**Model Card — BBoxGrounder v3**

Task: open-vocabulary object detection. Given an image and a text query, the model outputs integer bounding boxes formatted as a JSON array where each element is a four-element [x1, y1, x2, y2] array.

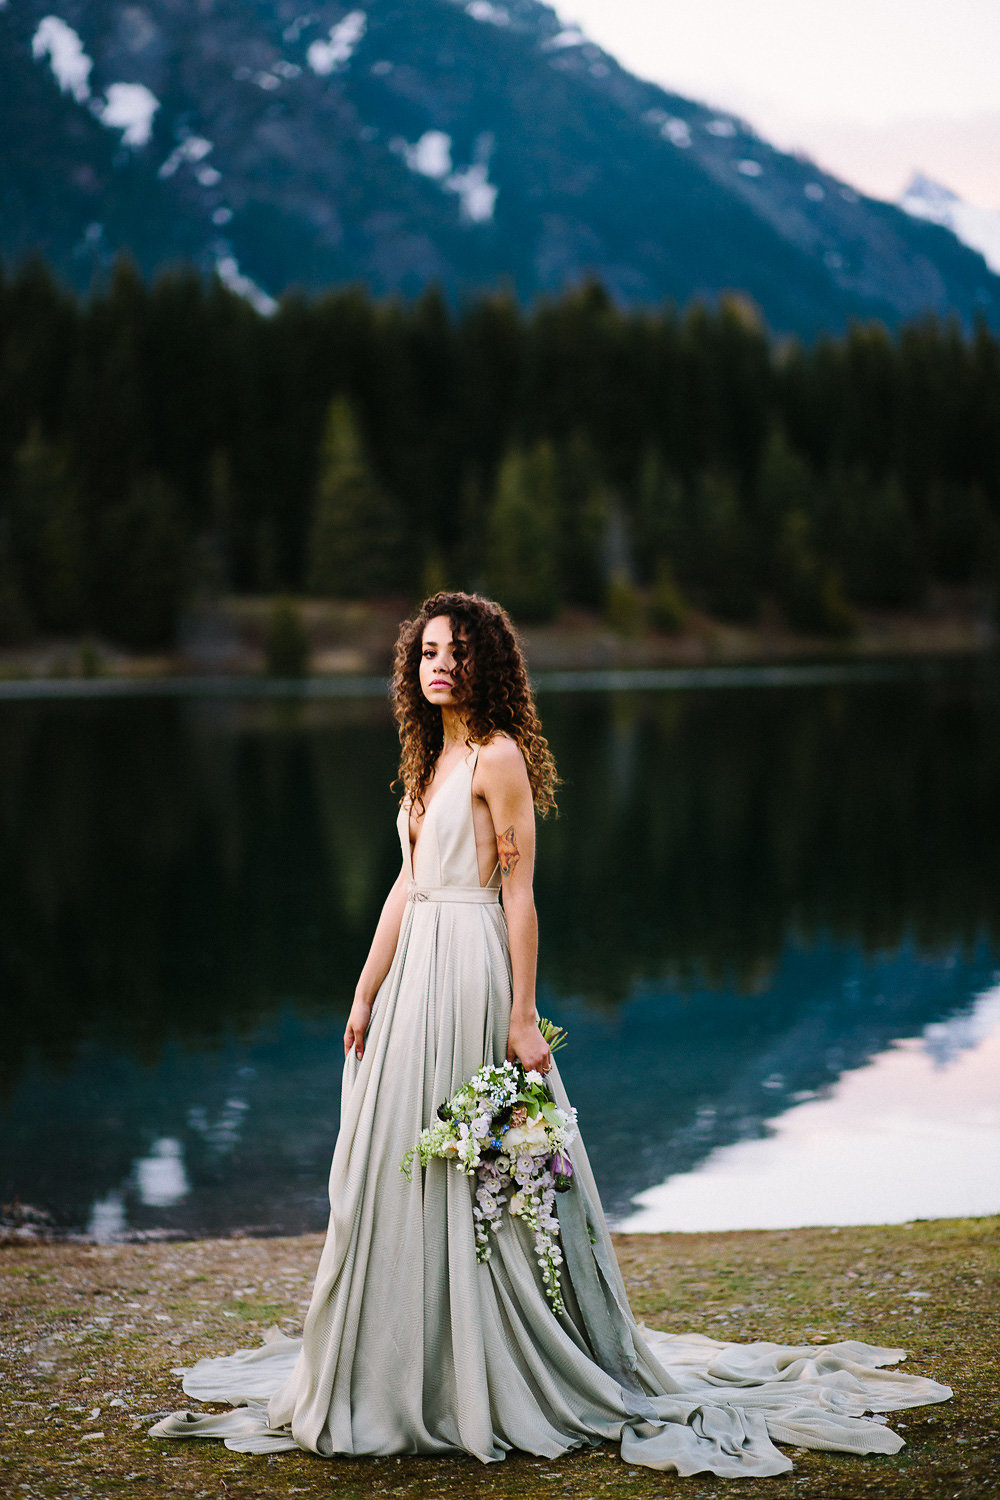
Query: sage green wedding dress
[[151, 743, 951, 1477]]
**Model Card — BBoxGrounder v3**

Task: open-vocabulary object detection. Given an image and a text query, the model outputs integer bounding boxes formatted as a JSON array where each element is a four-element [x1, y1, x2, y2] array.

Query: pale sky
[[553, 0, 1000, 208]]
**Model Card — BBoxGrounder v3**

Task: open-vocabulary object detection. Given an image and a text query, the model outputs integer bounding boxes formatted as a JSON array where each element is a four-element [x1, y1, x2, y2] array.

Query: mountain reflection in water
[[615, 981, 1000, 1231], [0, 660, 998, 1237]]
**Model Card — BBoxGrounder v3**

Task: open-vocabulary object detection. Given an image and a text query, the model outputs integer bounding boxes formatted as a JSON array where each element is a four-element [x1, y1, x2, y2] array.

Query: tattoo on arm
[[497, 825, 520, 878]]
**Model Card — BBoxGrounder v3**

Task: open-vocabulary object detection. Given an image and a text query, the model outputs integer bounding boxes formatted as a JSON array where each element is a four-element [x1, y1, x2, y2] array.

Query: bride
[[151, 590, 951, 1477]]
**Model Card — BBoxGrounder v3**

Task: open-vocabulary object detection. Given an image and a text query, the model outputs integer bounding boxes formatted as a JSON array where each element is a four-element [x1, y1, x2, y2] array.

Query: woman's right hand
[[344, 997, 373, 1059]]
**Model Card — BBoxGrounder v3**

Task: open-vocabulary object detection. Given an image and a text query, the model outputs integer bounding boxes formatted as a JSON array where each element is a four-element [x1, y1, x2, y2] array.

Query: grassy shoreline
[[0, 587, 996, 684], [3, 1216, 996, 1499]]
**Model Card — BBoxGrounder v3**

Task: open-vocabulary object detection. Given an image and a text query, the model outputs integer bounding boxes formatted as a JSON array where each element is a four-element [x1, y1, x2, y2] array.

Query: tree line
[[1, 252, 999, 649]]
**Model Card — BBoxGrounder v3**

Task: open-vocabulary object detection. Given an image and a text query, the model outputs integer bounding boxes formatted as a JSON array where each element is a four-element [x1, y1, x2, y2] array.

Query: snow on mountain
[[2, 1, 998, 335], [900, 173, 1000, 276], [31, 13, 92, 101]]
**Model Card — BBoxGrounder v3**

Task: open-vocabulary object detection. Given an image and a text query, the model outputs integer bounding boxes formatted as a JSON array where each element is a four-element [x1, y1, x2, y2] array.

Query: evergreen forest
[[2, 253, 999, 651]]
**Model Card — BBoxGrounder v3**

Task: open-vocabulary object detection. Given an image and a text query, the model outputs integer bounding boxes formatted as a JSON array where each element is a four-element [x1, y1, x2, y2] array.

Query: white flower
[[509, 1191, 526, 1215], [471, 1114, 491, 1138], [524, 1069, 543, 1084], [503, 1120, 550, 1155]]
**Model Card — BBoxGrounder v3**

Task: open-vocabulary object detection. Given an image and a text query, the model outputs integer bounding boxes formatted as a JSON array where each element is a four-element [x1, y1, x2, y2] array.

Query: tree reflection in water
[[1, 662, 998, 1234]]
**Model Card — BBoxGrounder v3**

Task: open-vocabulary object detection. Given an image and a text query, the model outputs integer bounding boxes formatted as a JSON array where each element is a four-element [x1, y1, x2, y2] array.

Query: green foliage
[[604, 572, 645, 637], [1, 261, 999, 636], [557, 431, 609, 608], [633, 450, 686, 584], [773, 509, 858, 637], [823, 468, 928, 608], [78, 637, 102, 677], [307, 395, 404, 597], [8, 427, 87, 632], [755, 428, 815, 566], [755, 429, 857, 636], [93, 471, 190, 649], [264, 595, 310, 677], [485, 441, 562, 623], [0, 519, 33, 645], [689, 470, 759, 622], [648, 558, 688, 633], [420, 548, 449, 603], [924, 482, 997, 584]]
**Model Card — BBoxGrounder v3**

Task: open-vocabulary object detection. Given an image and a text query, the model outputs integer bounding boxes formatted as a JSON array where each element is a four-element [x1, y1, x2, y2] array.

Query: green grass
[[1, 1217, 996, 1499]]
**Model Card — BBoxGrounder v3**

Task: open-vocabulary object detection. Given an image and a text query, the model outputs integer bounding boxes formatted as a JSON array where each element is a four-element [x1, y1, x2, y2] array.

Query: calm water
[[1, 657, 999, 1238]]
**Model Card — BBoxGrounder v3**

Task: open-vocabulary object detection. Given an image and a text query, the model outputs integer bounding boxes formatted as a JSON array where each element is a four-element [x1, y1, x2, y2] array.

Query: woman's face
[[419, 614, 471, 707]]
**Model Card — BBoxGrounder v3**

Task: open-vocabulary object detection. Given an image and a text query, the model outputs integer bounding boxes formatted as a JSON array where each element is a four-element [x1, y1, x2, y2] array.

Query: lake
[[1, 656, 999, 1239]]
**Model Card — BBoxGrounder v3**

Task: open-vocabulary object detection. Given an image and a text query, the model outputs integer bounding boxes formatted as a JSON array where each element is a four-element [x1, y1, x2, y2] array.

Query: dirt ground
[[2, 1215, 996, 1500]]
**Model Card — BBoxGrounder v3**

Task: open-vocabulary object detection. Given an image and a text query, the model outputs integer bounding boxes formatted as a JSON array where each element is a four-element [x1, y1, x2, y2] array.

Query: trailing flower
[[400, 1017, 575, 1312]]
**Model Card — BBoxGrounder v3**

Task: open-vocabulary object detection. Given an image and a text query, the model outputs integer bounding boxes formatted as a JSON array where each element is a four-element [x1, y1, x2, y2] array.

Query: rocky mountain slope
[[3, 0, 998, 335]]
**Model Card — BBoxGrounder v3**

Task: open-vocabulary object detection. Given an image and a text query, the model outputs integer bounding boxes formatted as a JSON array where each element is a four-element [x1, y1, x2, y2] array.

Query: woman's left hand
[[506, 1018, 552, 1076]]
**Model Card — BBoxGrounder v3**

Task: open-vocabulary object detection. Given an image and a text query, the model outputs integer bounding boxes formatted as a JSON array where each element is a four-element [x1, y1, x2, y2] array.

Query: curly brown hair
[[391, 591, 559, 816]]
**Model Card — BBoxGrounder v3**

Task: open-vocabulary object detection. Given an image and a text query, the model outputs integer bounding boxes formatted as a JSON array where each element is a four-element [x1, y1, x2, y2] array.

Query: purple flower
[[551, 1150, 574, 1192]]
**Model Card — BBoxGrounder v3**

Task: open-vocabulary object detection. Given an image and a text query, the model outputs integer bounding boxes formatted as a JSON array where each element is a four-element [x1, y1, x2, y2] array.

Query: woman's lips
[[430, 679, 451, 687]]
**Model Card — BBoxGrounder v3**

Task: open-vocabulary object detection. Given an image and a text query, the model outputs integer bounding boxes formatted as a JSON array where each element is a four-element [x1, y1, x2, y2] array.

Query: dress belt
[[407, 881, 500, 904]]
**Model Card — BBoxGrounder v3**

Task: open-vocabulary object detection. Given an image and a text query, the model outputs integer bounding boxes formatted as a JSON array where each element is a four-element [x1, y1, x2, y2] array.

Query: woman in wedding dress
[[151, 590, 951, 1477]]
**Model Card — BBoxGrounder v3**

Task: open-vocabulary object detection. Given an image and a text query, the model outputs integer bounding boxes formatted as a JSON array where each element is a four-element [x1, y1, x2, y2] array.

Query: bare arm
[[344, 862, 409, 1059], [476, 738, 552, 1075]]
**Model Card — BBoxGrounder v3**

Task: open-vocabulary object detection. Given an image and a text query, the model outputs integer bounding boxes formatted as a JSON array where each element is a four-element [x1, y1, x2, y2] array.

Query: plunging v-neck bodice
[[398, 743, 501, 891]]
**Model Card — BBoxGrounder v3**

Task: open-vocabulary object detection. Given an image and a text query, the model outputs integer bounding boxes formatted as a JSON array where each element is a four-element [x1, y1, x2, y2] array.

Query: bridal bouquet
[[401, 1019, 575, 1313]]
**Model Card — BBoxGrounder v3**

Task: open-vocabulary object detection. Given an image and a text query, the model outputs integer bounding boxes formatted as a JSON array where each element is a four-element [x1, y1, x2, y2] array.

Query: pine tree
[[8, 427, 87, 633], [754, 427, 820, 591], [689, 469, 758, 622], [632, 447, 687, 585], [824, 467, 928, 607], [558, 431, 609, 608], [924, 481, 997, 584], [773, 508, 857, 637], [485, 441, 561, 622], [264, 596, 310, 676], [307, 395, 404, 597], [0, 518, 33, 645], [648, 557, 688, 633], [94, 471, 190, 649], [604, 572, 645, 636]]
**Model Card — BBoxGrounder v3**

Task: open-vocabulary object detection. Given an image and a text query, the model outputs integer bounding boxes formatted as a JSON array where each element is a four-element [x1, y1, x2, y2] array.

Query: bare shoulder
[[476, 733, 529, 784]]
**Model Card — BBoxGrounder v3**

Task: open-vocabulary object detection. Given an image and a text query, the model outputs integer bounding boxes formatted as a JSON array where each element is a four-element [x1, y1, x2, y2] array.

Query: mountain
[[2, 0, 998, 336], [899, 172, 1000, 277]]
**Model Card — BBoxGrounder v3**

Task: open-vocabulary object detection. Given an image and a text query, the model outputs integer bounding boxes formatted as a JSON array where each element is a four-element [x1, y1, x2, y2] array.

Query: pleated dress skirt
[[151, 744, 951, 1476]]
